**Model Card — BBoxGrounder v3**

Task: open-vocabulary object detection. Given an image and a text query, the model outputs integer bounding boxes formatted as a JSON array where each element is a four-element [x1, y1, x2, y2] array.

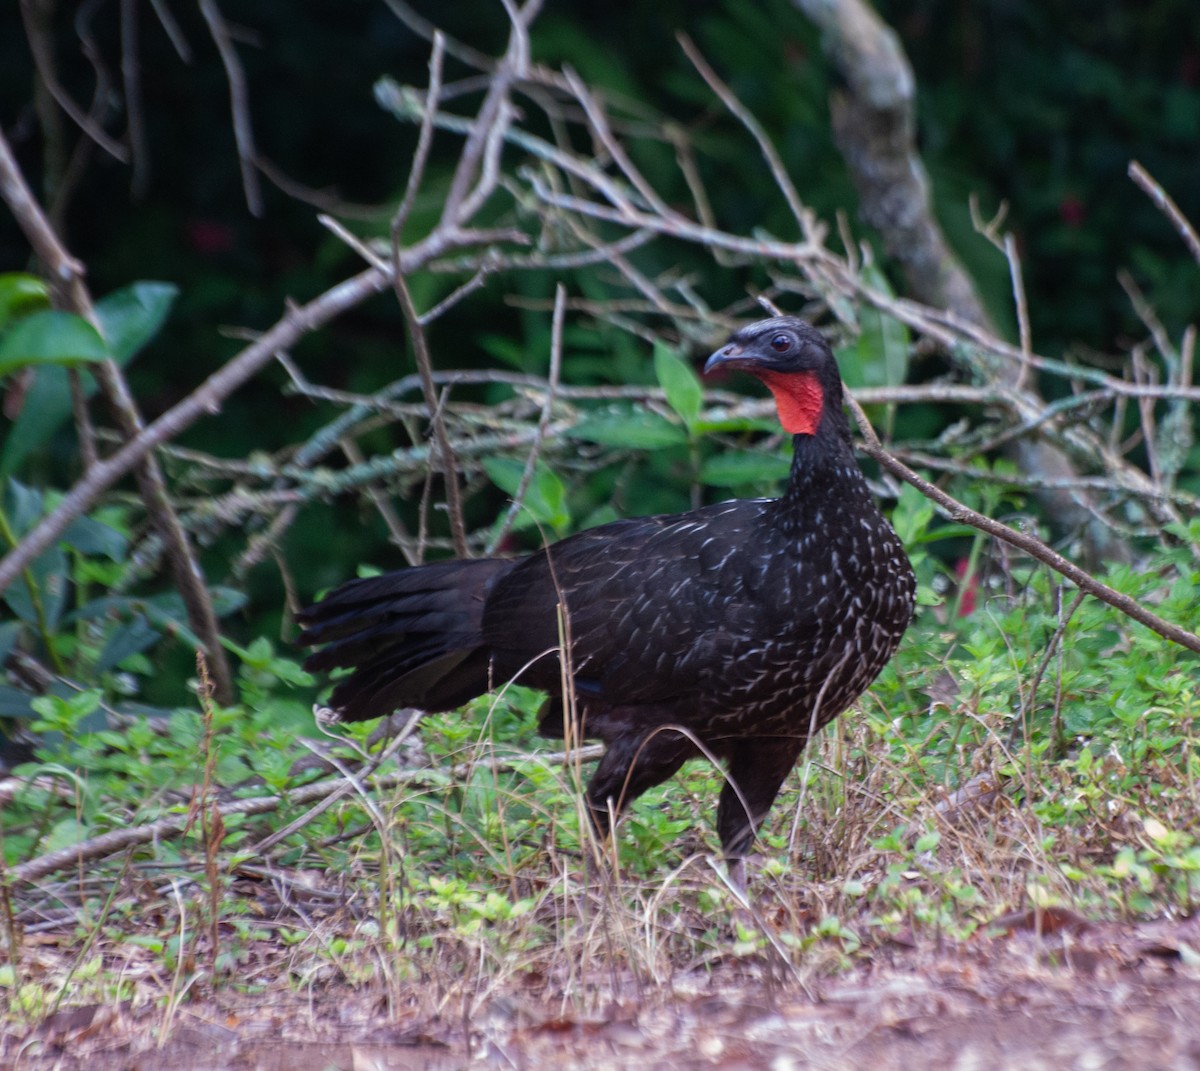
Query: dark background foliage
[[2, 0, 1198, 675]]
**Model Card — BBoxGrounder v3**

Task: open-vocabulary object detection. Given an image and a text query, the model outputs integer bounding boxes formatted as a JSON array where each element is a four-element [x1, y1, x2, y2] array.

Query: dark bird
[[298, 317, 915, 885]]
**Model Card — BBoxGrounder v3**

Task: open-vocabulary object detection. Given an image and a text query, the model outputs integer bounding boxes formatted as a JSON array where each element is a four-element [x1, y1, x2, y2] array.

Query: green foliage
[[567, 408, 688, 450], [0, 477, 251, 734], [653, 342, 703, 430], [0, 310, 107, 376], [0, 273, 50, 330], [3, 641, 312, 866], [483, 457, 571, 536], [0, 281, 177, 478]]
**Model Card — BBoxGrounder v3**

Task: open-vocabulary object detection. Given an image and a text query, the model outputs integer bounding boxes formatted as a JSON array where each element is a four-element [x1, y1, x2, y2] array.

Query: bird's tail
[[297, 558, 510, 720]]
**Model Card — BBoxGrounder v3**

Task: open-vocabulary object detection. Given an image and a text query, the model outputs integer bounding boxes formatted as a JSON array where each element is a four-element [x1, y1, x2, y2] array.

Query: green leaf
[[891, 482, 935, 545], [837, 267, 909, 390], [3, 478, 44, 535], [0, 366, 73, 477], [60, 513, 129, 561], [95, 614, 161, 674], [698, 451, 790, 488], [94, 282, 178, 362], [0, 282, 175, 477], [0, 310, 108, 376], [483, 457, 570, 532], [3, 545, 68, 631], [568, 408, 688, 449], [0, 273, 49, 332], [653, 341, 703, 429]]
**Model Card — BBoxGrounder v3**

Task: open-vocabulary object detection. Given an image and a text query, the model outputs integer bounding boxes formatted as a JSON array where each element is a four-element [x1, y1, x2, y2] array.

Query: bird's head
[[704, 317, 841, 436]]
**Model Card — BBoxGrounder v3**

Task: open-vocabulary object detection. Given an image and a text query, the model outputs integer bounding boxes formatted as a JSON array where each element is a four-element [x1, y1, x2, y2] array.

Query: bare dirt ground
[[7, 912, 1200, 1070]]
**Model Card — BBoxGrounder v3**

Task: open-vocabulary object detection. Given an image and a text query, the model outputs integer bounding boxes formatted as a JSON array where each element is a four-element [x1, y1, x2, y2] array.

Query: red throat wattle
[[757, 370, 824, 435]]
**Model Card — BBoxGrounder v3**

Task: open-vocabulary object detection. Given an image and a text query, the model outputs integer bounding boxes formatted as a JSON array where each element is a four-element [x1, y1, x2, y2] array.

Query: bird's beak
[[703, 343, 749, 376]]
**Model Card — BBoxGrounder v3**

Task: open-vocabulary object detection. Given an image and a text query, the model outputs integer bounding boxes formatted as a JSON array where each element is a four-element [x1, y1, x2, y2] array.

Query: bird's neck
[[776, 412, 872, 529]]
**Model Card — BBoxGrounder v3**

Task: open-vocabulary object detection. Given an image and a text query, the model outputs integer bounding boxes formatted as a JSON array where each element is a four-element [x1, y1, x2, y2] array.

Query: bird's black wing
[[482, 500, 802, 706]]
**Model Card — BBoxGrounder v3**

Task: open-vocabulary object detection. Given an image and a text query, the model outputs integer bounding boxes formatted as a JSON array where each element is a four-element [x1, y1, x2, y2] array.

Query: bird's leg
[[726, 855, 748, 897], [584, 726, 694, 847], [716, 736, 805, 889]]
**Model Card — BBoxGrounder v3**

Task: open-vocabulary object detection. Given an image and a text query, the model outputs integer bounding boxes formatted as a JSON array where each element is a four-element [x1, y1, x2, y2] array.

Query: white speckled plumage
[[299, 318, 915, 869]]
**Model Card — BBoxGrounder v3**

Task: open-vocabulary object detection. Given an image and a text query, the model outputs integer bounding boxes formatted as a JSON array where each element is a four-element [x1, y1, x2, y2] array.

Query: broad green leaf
[[0, 273, 49, 332], [0, 281, 175, 476], [4, 478, 44, 535], [483, 457, 570, 532], [693, 414, 779, 435], [41, 816, 92, 854], [699, 451, 790, 488], [2, 544, 68, 631], [60, 513, 129, 561], [140, 587, 246, 629], [94, 281, 178, 361], [0, 365, 74, 477], [96, 614, 160, 674], [653, 341, 702, 429], [0, 310, 108, 376], [838, 266, 909, 390], [891, 482, 936, 545], [476, 332, 533, 372], [567, 408, 688, 449]]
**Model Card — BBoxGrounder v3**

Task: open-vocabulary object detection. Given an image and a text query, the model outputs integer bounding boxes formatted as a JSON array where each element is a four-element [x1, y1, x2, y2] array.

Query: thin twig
[[1128, 159, 1200, 264], [249, 713, 424, 856], [119, 0, 150, 199], [677, 32, 814, 240], [393, 271, 470, 558], [1003, 234, 1032, 390], [392, 32, 445, 240], [198, 0, 264, 216], [18, 0, 129, 162], [487, 284, 567, 553]]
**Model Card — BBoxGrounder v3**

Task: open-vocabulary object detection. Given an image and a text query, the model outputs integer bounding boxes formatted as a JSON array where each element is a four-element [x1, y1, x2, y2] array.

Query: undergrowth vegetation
[[3, 481, 1197, 1025], [2, 2, 1199, 1053]]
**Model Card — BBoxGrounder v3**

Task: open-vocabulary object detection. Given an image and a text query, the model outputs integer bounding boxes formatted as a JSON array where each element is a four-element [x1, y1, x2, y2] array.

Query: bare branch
[[487, 284, 567, 553], [393, 33, 446, 240], [198, 0, 264, 217], [677, 33, 815, 241], [1129, 159, 1200, 264], [19, 0, 129, 163], [392, 271, 470, 558]]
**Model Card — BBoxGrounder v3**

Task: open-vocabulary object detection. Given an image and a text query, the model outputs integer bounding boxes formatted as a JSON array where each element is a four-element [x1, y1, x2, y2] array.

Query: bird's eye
[[770, 333, 792, 353]]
